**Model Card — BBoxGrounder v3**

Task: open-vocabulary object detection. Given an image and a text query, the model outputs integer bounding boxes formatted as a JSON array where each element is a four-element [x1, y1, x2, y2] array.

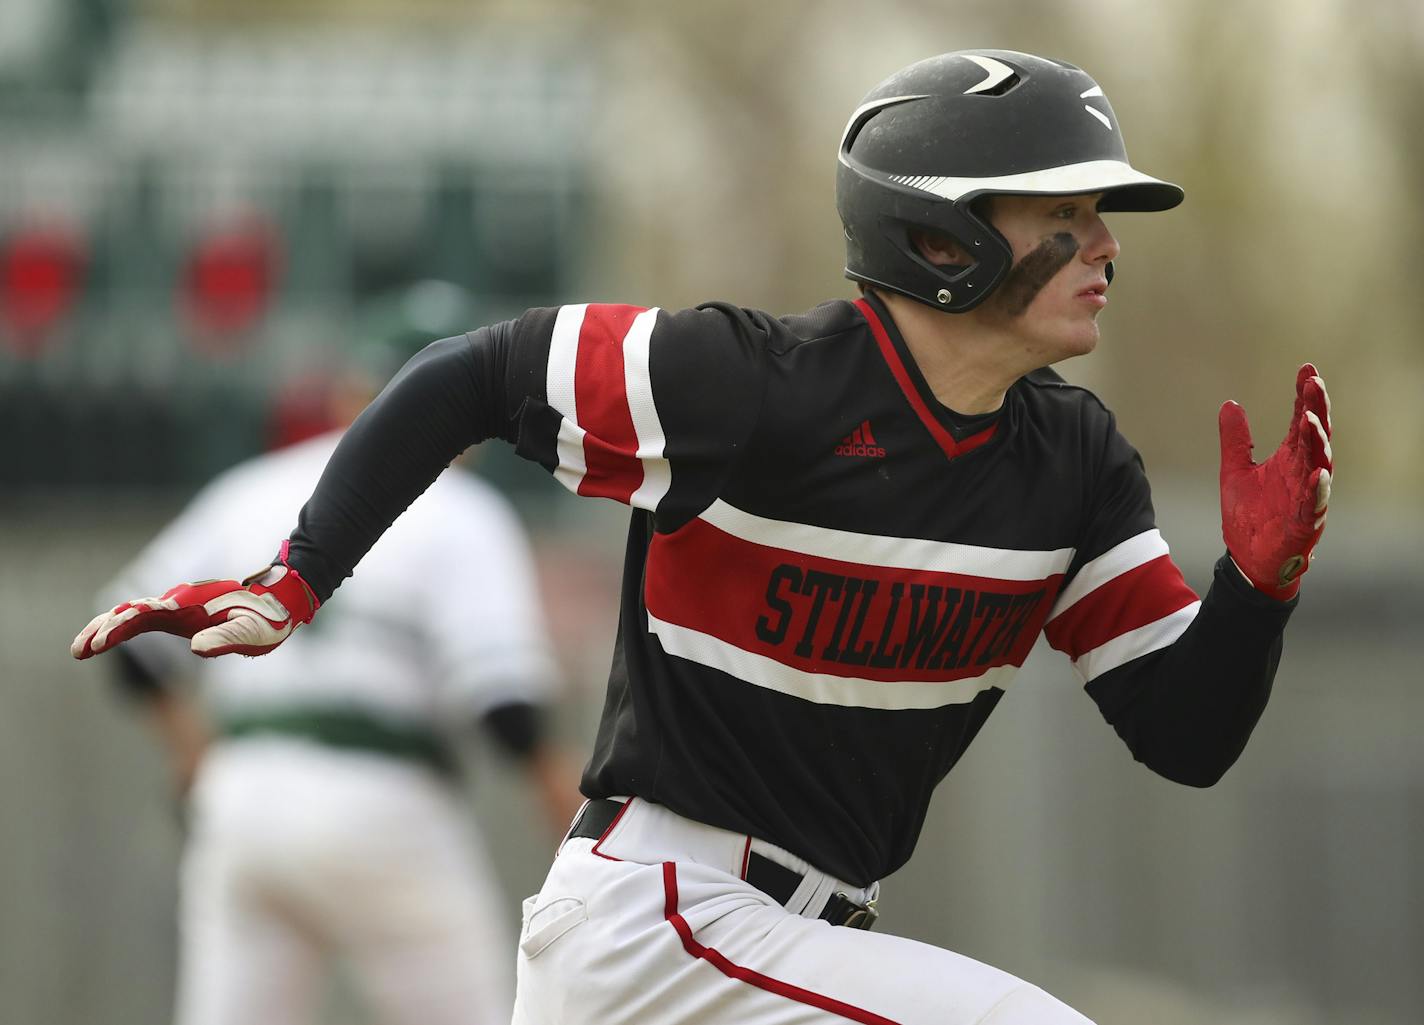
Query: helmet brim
[[888, 159, 1184, 212]]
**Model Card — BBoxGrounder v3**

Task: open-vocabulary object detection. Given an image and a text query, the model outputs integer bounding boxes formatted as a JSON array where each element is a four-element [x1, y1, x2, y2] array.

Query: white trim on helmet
[[1079, 89, 1114, 130], [887, 159, 1173, 201], [839, 94, 928, 152], [961, 55, 1017, 95]]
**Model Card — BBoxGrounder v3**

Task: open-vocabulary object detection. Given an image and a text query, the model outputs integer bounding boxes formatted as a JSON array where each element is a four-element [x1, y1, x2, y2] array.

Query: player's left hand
[[71, 561, 317, 660], [1218, 363, 1332, 600]]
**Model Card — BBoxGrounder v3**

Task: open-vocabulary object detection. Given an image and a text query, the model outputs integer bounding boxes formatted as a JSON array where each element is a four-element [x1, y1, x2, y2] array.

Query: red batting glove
[[71, 558, 318, 660], [1218, 363, 1333, 600]]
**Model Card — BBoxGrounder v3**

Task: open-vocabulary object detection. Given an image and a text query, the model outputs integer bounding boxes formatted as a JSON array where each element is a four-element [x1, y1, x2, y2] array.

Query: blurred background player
[[97, 280, 584, 1025]]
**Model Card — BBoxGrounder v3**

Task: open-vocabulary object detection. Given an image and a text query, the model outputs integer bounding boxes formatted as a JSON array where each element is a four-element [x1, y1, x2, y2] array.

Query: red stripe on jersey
[[662, 863, 902, 1025], [1043, 554, 1199, 659], [855, 299, 998, 460], [645, 516, 1062, 682], [574, 304, 647, 502]]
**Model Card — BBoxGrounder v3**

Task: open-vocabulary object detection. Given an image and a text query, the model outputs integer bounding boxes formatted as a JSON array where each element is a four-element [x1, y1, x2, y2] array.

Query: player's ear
[[909, 228, 972, 268]]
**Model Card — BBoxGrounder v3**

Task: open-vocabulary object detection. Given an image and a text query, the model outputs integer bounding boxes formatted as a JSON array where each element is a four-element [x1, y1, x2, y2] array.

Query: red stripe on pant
[[661, 862, 902, 1025], [590, 799, 634, 862]]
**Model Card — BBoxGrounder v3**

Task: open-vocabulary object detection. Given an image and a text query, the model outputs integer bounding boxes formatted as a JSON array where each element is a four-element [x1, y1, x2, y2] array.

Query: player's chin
[[1047, 320, 1100, 360]]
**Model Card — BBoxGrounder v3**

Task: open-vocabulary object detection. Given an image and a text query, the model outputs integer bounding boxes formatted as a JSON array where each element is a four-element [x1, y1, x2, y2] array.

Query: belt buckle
[[822, 891, 878, 930]]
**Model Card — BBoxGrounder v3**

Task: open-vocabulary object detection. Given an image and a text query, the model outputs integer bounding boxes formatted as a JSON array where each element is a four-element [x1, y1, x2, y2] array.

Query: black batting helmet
[[836, 50, 1183, 313]]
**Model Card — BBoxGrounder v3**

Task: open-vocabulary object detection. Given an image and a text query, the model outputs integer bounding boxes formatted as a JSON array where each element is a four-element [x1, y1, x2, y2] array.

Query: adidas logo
[[834, 419, 885, 458]]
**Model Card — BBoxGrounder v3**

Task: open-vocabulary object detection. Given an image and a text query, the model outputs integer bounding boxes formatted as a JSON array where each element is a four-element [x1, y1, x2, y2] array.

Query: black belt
[[568, 799, 877, 930]]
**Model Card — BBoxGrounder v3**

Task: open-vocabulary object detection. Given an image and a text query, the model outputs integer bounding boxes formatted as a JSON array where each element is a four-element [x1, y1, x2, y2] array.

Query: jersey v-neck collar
[[854, 295, 1004, 462]]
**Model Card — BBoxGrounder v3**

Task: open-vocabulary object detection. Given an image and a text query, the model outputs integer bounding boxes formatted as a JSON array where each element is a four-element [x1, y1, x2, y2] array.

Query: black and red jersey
[[288, 291, 1295, 885]]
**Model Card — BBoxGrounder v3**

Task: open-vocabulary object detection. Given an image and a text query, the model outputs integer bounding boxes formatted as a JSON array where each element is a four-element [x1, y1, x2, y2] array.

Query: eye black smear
[[996, 233, 1079, 316]]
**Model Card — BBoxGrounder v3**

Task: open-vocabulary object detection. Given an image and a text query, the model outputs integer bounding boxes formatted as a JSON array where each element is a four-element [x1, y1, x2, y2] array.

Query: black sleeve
[[284, 302, 765, 600], [283, 325, 516, 602], [1086, 554, 1295, 786], [1043, 402, 1293, 788], [478, 700, 549, 761]]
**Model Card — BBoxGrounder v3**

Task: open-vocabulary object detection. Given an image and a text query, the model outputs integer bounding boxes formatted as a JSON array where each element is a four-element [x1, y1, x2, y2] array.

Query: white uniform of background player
[[105, 431, 579, 1025]]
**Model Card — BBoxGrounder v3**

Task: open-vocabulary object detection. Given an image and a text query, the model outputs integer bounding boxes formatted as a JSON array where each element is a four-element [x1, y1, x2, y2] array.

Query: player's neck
[[877, 291, 1035, 415]]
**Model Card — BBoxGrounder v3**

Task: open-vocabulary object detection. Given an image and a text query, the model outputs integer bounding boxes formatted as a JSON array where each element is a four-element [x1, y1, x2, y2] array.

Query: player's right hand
[[71, 563, 317, 660]]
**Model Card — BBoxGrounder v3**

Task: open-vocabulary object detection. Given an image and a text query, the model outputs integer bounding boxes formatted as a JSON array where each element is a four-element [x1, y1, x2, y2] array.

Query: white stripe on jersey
[[623, 307, 672, 511], [548, 303, 589, 490], [648, 613, 1017, 709], [1047, 528, 1169, 621], [553, 418, 589, 494], [700, 499, 1074, 581], [1073, 600, 1201, 682]]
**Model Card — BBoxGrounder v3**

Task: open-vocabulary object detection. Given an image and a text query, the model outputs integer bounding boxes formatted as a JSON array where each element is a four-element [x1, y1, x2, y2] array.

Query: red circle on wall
[[179, 215, 282, 355], [0, 224, 86, 356]]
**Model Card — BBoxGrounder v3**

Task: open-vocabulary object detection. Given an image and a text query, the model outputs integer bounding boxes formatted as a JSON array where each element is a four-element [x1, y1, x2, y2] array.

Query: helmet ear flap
[[847, 193, 1012, 313]]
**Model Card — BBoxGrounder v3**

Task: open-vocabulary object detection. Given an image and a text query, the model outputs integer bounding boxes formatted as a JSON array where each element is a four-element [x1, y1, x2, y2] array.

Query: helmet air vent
[[971, 71, 1019, 97], [961, 54, 1021, 97]]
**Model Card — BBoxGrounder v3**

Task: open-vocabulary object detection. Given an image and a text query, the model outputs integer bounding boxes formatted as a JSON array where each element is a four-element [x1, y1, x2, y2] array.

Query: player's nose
[[1082, 214, 1120, 266]]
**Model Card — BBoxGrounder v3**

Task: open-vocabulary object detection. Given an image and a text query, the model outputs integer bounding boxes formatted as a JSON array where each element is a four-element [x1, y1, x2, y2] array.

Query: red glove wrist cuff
[[270, 539, 320, 622]]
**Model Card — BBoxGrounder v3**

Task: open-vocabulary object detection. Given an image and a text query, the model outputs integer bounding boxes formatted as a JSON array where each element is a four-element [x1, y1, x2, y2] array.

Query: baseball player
[[96, 356, 583, 1025], [74, 50, 1333, 1025]]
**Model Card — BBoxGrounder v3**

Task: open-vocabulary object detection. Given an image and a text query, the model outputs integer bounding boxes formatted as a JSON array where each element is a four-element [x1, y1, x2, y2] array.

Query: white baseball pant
[[513, 798, 1093, 1025], [177, 739, 512, 1025]]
